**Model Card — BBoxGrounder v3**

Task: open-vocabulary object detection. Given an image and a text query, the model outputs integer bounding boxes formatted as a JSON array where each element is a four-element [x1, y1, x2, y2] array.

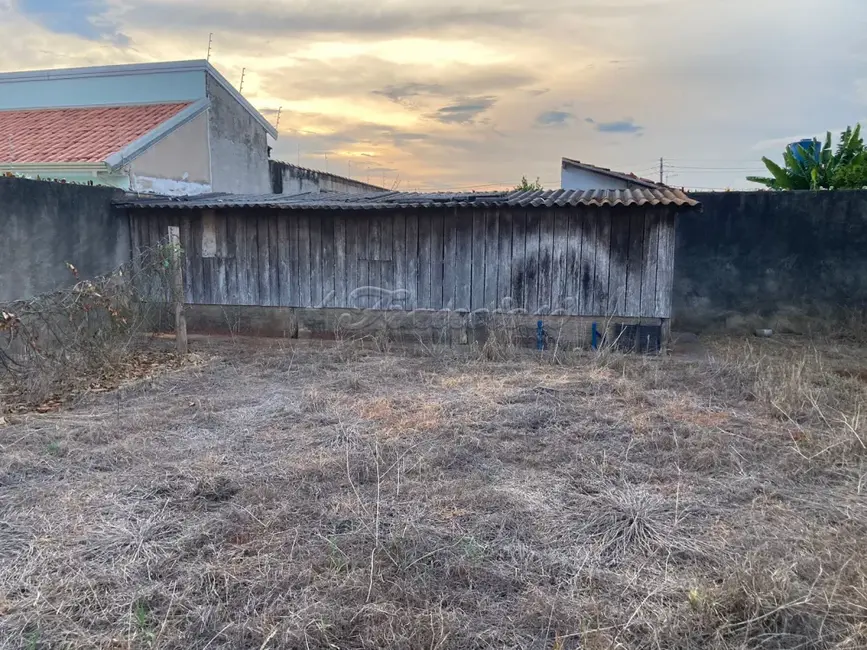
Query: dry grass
[[1, 333, 866, 649]]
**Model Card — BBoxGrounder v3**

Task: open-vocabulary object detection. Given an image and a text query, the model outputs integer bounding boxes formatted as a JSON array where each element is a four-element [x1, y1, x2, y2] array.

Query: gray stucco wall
[[674, 190, 867, 331], [206, 76, 271, 194], [0, 178, 129, 302], [270, 161, 386, 195]]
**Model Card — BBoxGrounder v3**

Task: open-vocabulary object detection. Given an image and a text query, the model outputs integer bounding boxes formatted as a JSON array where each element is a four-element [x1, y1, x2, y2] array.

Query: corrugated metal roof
[[119, 188, 699, 210]]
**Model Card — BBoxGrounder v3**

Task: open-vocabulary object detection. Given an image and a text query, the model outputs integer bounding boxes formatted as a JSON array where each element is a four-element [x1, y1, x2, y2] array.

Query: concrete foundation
[[153, 303, 664, 349]]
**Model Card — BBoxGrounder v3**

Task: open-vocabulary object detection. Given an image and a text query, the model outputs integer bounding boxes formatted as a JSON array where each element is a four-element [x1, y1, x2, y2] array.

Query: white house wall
[[561, 166, 632, 191], [206, 76, 271, 194], [129, 111, 212, 196]]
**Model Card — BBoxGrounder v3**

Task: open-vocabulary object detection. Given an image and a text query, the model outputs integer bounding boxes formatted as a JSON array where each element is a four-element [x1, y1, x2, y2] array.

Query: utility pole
[[206, 33, 213, 61], [659, 157, 664, 185]]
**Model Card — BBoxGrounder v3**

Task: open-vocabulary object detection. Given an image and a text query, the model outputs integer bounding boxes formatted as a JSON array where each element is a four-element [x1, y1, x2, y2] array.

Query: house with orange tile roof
[[0, 60, 278, 196]]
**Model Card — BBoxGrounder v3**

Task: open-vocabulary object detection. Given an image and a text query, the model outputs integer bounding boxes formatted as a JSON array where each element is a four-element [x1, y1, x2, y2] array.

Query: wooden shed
[[121, 188, 699, 341]]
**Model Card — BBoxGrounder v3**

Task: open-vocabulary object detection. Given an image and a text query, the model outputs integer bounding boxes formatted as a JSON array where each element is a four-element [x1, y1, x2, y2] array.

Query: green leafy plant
[[748, 124, 866, 190], [515, 176, 543, 192]]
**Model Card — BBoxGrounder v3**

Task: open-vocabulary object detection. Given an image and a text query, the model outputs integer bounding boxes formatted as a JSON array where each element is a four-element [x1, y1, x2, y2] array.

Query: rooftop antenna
[[206, 33, 213, 61], [274, 106, 282, 133], [239, 67, 246, 93]]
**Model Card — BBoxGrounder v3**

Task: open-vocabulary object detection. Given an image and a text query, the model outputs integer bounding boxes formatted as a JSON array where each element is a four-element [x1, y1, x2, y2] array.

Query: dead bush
[[0, 244, 181, 408]]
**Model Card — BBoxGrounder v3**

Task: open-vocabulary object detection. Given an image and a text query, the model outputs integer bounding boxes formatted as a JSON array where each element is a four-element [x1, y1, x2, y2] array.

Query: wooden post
[[168, 226, 188, 355]]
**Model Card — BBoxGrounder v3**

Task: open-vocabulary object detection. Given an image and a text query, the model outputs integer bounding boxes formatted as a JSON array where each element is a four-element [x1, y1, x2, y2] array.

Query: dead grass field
[[1, 334, 866, 649]]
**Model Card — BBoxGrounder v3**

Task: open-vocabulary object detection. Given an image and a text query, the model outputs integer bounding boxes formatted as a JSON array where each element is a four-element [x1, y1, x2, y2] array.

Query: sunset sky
[[2, 0, 865, 191]]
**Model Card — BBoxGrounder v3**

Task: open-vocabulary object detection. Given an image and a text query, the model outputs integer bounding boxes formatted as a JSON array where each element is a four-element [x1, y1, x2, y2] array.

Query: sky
[[2, 0, 866, 191]]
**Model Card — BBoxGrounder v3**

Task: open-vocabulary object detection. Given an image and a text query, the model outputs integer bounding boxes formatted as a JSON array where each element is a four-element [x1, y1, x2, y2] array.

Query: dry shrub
[[0, 245, 178, 407], [583, 487, 673, 562]]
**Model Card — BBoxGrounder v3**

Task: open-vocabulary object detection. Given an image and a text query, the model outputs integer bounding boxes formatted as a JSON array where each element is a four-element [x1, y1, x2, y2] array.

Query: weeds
[[0, 335, 865, 648], [0, 245, 180, 408]]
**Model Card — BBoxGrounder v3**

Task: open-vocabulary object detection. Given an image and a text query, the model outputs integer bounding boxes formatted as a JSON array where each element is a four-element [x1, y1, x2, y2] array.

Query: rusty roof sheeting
[[119, 188, 699, 210]]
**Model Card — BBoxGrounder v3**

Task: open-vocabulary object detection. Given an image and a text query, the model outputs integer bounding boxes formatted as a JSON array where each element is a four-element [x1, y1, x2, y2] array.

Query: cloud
[[122, 0, 538, 38], [4, 0, 867, 191], [427, 97, 497, 124], [591, 118, 644, 134], [17, 0, 130, 45], [535, 110, 574, 127], [260, 57, 536, 109], [372, 82, 446, 104]]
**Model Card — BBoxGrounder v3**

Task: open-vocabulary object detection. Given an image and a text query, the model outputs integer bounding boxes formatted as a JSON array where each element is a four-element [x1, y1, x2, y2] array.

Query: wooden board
[[625, 210, 645, 317], [267, 214, 280, 307], [537, 209, 555, 314], [213, 212, 229, 304], [297, 214, 311, 308], [471, 210, 487, 311], [443, 211, 457, 309], [190, 213, 205, 304], [640, 212, 660, 318], [417, 215, 432, 310], [379, 215, 393, 300], [288, 213, 300, 307], [393, 213, 407, 309], [404, 213, 419, 311], [577, 211, 596, 315], [594, 208, 611, 316], [497, 212, 513, 311], [308, 215, 322, 307], [510, 211, 527, 311], [430, 212, 444, 309], [525, 210, 540, 313], [483, 210, 499, 311], [276, 216, 290, 306], [455, 211, 473, 311], [655, 210, 676, 318], [334, 217, 347, 308], [179, 215, 194, 303], [257, 214, 271, 306], [607, 210, 629, 316], [551, 210, 575, 314], [356, 217, 370, 308], [321, 215, 336, 307]]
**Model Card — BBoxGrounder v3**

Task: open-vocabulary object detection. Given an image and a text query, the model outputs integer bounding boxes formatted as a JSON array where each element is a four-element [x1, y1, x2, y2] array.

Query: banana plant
[[747, 124, 866, 190]]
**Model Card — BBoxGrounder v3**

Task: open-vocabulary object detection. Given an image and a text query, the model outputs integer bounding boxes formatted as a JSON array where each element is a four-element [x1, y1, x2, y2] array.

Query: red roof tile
[[0, 103, 191, 164]]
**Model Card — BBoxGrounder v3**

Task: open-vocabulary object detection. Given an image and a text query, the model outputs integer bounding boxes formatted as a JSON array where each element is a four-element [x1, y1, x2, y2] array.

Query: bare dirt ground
[[1, 334, 865, 649]]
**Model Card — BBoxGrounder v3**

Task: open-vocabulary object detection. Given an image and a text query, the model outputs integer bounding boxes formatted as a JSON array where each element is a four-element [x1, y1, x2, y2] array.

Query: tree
[[831, 159, 867, 189], [747, 124, 866, 190], [515, 176, 543, 192]]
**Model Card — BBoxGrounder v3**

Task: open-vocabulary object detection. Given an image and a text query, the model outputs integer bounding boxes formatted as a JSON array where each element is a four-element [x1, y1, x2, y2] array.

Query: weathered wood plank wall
[[131, 206, 677, 318]]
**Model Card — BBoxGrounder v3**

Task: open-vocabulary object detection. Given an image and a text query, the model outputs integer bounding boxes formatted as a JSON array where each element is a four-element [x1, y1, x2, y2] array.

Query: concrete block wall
[[0, 178, 129, 302], [674, 190, 867, 332]]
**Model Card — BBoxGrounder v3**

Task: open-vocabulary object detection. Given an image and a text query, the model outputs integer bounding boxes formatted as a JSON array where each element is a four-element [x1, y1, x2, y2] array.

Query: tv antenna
[[206, 33, 213, 61], [274, 106, 282, 133], [239, 67, 246, 93]]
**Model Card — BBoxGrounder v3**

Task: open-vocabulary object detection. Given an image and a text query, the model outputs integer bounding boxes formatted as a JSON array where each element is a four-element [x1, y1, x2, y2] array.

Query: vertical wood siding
[[132, 206, 677, 318]]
